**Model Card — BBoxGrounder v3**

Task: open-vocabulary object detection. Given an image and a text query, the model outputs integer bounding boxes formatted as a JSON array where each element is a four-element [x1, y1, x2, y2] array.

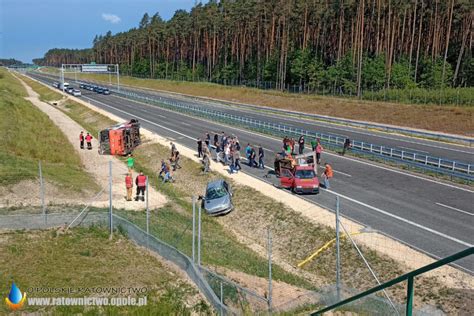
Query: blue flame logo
[[5, 282, 26, 310]]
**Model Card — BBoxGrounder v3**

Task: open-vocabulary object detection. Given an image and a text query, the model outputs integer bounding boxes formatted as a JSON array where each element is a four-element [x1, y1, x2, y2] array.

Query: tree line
[[33, 0, 473, 95]]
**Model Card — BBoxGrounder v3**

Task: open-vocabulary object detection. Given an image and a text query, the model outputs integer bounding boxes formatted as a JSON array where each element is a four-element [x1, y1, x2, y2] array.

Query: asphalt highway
[[35, 72, 474, 163], [84, 78, 474, 164], [29, 72, 474, 272]]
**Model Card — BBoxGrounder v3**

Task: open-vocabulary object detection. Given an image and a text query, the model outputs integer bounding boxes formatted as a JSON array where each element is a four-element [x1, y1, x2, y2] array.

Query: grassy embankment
[[0, 68, 97, 192], [52, 69, 473, 136], [25, 76, 471, 314], [0, 227, 209, 315]]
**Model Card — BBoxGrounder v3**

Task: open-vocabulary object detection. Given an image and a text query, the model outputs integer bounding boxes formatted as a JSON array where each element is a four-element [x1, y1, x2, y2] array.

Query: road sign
[[81, 65, 108, 73]]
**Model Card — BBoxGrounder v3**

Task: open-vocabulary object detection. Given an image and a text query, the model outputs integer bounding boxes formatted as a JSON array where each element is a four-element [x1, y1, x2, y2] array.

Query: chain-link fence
[[0, 163, 474, 314]]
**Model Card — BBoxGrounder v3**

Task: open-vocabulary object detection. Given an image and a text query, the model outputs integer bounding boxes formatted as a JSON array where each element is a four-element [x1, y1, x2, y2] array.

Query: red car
[[280, 165, 320, 194]]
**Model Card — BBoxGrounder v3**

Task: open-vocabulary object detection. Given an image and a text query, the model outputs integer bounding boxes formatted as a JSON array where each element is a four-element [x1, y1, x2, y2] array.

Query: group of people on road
[[120, 126, 352, 202], [197, 131, 268, 174]]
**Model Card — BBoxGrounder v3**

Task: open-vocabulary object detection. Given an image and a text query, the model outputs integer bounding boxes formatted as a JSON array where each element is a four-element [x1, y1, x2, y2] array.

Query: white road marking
[[435, 203, 473, 216], [111, 92, 474, 193], [181, 122, 191, 126], [323, 189, 473, 247], [398, 146, 429, 154], [74, 96, 474, 248], [157, 114, 167, 118], [333, 170, 352, 177]]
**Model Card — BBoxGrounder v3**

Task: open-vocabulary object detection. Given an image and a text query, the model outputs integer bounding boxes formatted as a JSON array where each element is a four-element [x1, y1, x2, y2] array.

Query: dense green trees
[[34, 0, 473, 94]]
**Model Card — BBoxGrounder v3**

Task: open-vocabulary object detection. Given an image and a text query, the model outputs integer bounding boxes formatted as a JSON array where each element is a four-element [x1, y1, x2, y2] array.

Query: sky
[[1, 0, 200, 63]]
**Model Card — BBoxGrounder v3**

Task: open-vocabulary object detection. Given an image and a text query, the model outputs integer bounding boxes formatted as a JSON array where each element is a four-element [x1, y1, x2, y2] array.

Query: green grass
[[59, 98, 116, 138], [0, 68, 98, 192], [19, 74, 63, 102], [0, 226, 210, 315]]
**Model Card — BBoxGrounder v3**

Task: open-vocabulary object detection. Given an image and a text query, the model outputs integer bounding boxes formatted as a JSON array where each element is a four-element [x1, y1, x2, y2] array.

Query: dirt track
[[11, 75, 167, 211]]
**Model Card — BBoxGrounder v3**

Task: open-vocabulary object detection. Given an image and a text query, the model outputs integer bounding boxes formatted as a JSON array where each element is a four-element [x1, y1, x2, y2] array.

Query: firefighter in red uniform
[[135, 172, 147, 201], [85, 133, 93, 150], [79, 131, 84, 149], [125, 173, 133, 201]]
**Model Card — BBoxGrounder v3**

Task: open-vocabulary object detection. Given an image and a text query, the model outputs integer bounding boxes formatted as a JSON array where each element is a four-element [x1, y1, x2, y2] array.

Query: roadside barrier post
[[109, 160, 113, 238], [336, 196, 341, 302], [220, 281, 224, 316], [146, 177, 149, 247], [198, 203, 202, 266], [267, 227, 273, 312], [39, 161, 46, 224]]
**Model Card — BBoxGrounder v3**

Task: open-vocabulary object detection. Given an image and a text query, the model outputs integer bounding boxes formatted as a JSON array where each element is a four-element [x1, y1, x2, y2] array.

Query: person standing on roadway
[[342, 138, 352, 156], [135, 171, 147, 201], [315, 140, 323, 164], [258, 145, 265, 169], [310, 138, 317, 151], [205, 133, 210, 149], [197, 138, 203, 158], [322, 163, 333, 189], [298, 135, 305, 154], [125, 173, 133, 201]]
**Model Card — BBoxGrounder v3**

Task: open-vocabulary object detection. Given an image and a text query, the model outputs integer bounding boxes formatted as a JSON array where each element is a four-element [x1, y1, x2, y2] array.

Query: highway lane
[[34, 71, 474, 163], [84, 76, 474, 163], [30, 73, 474, 271]]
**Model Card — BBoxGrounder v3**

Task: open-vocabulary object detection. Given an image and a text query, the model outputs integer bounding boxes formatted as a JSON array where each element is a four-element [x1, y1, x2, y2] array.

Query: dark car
[[96, 87, 104, 94], [102, 88, 110, 95], [200, 179, 233, 216]]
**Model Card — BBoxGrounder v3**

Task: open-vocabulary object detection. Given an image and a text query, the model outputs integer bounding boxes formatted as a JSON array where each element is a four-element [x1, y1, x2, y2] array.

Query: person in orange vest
[[85, 133, 93, 150], [322, 162, 333, 189], [135, 171, 147, 201], [79, 131, 84, 149], [125, 173, 133, 201]]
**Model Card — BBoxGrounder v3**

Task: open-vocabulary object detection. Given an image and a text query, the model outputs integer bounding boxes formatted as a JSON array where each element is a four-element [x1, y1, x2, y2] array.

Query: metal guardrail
[[84, 74, 474, 147], [311, 247, 474, 315], [108, 88, 473, 181], [29, 71, 474, 146]]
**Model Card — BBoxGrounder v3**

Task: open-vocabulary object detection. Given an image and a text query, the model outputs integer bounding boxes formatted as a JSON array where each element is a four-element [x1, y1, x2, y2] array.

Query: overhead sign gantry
[[60, 63, 120, 91]]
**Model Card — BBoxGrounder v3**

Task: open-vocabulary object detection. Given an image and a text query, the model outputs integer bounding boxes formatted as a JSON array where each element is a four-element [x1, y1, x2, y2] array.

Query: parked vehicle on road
[[200, 179, 233, 216], [66, 86, 74, 94], [72, 89, 81, 97], [52, 82, 59, 88], [275, 152, 319, 194], [102, 88, 110, 95]]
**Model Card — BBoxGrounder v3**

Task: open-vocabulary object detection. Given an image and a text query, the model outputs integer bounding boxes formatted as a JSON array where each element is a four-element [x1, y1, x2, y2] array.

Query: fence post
[[220, 281, 224, 316], [109, 160, 113, 238], [198, 203, 202, 266], [192, 196, 196, 263], [336, 196, 341, 302], [267, 227, 273, 312], [146, 177, 149, 247], [39, 161, 46, 224], [406, 276, 414, 316]]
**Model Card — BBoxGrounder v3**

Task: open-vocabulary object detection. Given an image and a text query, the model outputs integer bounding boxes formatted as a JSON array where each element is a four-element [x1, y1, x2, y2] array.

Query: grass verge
[[0, 68, 97, 192], [19, 74, 63, 102], [0, 226, 210, 315]]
